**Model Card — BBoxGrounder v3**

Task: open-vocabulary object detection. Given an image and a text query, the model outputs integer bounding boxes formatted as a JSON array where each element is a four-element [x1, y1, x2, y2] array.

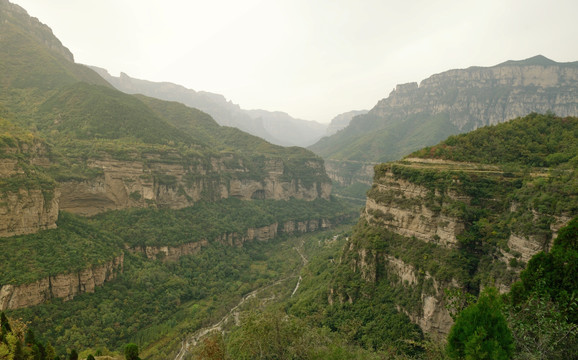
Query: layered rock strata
[[341, 160, 573, 338], [59, 154, 331, 216], [0, 254, 124, 310], [131, 219, 334, 261]]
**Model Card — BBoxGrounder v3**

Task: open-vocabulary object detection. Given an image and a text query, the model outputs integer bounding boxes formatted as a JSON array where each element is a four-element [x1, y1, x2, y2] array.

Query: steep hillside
[[332, 113, 577, 338], [0, 0, 338, 319], [0, 118, 58, 236], [92, 68, 328, 147], [310, 56, 578, 191], [0, 0, 109, 120], [0, 0, 333, 219]]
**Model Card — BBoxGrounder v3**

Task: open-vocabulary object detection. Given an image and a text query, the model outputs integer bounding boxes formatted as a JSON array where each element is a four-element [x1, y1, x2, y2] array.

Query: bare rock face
[[385, 255, 455, 337], [131, 240, 209, 262], [0, 254, 124, 311], [364, 168, 464, 248], [0, 188, 59, 237], [59, 154, 331, 216], [0, 139, 59, 237], [324, 159, 376, 187], [132, 219, 333, 261]]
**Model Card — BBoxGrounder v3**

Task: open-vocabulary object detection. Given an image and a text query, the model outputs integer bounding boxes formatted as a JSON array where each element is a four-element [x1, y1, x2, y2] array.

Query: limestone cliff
[[337, 153, 575, 338], [58, 153, 331, 216], [0, 133, 58, 237], [131, 218, 333, 261], [0, 188, 59, 237], [324, 159, 375, 187], [0, 254, 124, 311], [310, 55, 578, 190]]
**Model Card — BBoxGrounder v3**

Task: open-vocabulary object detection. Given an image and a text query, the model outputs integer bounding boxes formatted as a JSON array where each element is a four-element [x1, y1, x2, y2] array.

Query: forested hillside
[[92, 68, 328, 148], [0, 2, 355, 358]]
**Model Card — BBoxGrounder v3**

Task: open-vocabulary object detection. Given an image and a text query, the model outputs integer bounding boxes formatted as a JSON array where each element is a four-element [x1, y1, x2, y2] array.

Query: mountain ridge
[[91, 67, 329, 147], [310, 55, 578, 193]]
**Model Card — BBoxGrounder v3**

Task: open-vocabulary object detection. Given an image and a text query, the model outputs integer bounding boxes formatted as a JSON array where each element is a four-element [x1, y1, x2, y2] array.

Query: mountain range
[[0, 0, 577, 359], [310, 55, 578, 192], [91, 68, 337, 148]]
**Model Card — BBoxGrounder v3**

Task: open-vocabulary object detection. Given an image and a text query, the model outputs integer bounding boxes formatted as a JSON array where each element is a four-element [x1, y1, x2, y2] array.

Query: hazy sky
[[11, 0, 578, 123]]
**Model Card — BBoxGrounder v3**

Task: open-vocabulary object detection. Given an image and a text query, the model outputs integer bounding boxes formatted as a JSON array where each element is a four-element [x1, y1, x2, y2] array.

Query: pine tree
[[447, 288, 514, 360]]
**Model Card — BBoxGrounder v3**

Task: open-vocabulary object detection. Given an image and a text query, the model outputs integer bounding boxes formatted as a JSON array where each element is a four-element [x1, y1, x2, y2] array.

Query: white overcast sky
[[10, 0, 578, 123]]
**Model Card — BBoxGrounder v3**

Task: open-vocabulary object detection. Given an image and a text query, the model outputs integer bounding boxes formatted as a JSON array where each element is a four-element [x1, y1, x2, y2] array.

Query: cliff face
[[324, 160, 375, 187], [375, 62, 578, 132], [364, 168, 465, 248], [337, 156, 575, 338], [310, 56, 578, 190], [59, 154, 331, 216], [0, 254, 124, 311], [0, 136, 59, 237], [0, 188, 59, 237], [131, 218, 333, 261]]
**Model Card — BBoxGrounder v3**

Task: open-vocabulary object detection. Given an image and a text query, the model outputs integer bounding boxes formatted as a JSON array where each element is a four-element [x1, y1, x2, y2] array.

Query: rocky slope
[[0, 124, 58, 236], [0, 0, 337, 315], [310, 55, 578, 189], [333, 114, 578, 338]]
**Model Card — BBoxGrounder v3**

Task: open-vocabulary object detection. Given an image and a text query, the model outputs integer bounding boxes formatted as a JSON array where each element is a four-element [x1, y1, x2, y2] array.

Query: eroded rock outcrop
[[0, 188, 59, 237], [0, 254, 124, 311], [131, 219, 333, 261], [0, 137, 59, 237], [338, 157, 574, 338], [59, 154, 331, 216], [364, 168, 464, 248]]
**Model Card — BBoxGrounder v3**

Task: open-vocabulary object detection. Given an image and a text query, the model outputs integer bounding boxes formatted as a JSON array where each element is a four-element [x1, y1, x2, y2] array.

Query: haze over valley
[[0, 1, 577, 359]]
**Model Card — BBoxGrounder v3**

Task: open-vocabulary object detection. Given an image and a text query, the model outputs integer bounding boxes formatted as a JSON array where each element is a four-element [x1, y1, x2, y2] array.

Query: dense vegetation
[[93, 197, 352, 247], [1, 197, 352, 284], [10, 232, 313, 358], [446, 217, 578, 359], [410, 113, 578, 167], [0, 212, 122, 284], [187, 229, 440, 360]]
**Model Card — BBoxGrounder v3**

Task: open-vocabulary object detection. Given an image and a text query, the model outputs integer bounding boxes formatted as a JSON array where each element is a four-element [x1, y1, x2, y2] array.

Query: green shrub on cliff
[[447, 288, 514, 360]]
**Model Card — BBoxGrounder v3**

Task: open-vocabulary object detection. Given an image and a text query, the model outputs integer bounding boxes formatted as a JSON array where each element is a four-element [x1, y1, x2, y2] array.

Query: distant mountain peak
[[496, 55, 578, 67]]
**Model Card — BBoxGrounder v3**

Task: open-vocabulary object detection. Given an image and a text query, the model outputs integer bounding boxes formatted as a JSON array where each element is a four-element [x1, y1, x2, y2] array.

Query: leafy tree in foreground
[[69, 348, 78, 360], [125, 343, 140, 360], [447, 287, 514, 360]]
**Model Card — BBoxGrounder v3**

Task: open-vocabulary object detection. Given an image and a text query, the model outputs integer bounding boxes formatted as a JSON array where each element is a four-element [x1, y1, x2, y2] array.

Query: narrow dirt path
[[174, 243, 309, 360]]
